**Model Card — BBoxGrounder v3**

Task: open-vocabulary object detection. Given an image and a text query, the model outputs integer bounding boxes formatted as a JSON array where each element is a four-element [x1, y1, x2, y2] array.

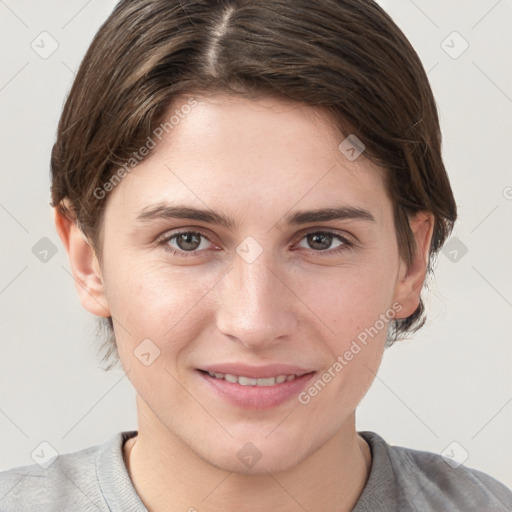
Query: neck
[[124, 400, 371, 512]]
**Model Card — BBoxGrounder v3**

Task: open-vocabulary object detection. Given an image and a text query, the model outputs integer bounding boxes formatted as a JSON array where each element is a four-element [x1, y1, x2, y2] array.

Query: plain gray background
[[1, 0, 511, 489]]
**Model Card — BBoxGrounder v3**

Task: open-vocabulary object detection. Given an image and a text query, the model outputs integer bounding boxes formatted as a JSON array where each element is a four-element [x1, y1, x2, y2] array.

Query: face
[[67, 94, 428, 474]]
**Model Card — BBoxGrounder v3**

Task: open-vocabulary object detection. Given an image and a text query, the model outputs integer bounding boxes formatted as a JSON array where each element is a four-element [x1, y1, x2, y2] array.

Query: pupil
[[308, 233, 332, 250]]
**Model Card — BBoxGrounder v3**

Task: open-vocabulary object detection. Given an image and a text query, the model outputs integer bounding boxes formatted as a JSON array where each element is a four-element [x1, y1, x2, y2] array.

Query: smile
[[197, 368, 317, 409], [205, 371, 302, 386]]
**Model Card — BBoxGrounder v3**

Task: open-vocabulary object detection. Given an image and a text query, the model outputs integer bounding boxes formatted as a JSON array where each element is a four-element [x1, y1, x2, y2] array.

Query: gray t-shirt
[[1, 430, 511, 511]]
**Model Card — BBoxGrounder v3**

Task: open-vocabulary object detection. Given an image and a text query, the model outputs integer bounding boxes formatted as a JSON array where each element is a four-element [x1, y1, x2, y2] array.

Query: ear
[[54, 206, 111, 318], [392, 211, 434, 319]]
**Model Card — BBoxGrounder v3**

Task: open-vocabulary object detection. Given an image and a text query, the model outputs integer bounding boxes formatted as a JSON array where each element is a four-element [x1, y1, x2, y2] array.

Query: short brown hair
[[51, 0, 457, 369]]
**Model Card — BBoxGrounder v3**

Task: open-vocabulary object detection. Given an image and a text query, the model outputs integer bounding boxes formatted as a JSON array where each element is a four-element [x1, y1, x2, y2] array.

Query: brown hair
[[51, 0, 457, 369]]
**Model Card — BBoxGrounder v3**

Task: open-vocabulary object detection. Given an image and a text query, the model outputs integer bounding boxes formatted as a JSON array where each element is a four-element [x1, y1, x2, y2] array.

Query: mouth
[[199, 370, 310, 386], [196, 367, 317, 410]]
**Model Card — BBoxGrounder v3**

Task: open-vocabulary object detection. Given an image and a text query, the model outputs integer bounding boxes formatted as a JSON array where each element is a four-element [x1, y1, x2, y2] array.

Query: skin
[[55, 94, 433, 512]]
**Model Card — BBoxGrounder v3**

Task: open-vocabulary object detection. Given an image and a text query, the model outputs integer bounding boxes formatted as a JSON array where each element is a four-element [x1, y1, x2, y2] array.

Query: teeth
[[238, 376, 258, 386], [206, 371, 300, 386], [257, 377, 277, 386]]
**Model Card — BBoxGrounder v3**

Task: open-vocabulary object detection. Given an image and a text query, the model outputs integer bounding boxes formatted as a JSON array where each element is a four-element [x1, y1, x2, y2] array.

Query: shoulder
[[390, 442, 512, 509], [0, 434, 125, 512], [359, 431, 512, 511]]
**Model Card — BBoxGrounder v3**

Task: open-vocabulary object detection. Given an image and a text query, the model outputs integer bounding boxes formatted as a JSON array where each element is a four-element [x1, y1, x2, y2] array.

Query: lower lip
[[197, 370, 317, 410]]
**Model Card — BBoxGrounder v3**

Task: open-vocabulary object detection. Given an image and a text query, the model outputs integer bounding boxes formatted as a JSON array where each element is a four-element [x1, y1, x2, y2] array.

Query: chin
[[194, 430, 315, 475], [213, 447, 306, 475]]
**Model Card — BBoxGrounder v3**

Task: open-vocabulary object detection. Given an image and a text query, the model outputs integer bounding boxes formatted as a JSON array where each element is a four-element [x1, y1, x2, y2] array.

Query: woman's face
[[92, 94, 425, 473]]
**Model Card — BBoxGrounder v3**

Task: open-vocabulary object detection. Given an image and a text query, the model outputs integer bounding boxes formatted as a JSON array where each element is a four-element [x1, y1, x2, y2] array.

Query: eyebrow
[[135, 204, 375, 229]]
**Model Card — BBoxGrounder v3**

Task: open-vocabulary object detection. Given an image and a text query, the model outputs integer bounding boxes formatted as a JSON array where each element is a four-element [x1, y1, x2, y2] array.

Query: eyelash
[[158, 229, 354, 258]]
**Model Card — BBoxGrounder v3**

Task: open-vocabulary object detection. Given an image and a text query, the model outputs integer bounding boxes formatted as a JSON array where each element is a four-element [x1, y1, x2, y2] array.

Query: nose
[[215, 250, 298, 350]]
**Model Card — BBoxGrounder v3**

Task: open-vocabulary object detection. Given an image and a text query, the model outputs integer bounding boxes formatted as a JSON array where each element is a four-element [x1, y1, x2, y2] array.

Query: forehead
[[108, 94, 391, 223], [156, 93, 351, 170]]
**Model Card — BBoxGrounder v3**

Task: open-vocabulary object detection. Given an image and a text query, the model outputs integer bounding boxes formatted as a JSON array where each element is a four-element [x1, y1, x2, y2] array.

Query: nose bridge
[[215, 248, 295, 348]]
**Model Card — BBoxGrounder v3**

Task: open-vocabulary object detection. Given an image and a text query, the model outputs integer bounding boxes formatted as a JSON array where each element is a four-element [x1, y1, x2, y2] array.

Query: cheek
[[295, 270, 394, 419], [105, 261, 216, 413], [296, 261, 398, 341], [105, 258, 221, 362], [293, 261, 398, 400]]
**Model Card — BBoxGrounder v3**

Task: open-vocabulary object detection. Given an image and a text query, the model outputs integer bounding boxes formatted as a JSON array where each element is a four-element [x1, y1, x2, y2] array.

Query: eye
[[158, 229, 353, 258], [296, 231, 351, 254], [161, 231, 214, 256]]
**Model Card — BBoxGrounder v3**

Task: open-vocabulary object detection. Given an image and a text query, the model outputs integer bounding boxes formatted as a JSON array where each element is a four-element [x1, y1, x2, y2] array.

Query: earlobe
[[53, 207, 111, 318], [393, 212, 434, 319]]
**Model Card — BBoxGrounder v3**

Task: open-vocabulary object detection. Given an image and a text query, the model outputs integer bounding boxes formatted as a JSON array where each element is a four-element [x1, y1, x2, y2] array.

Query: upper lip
[[198, 363, 315, 379]]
